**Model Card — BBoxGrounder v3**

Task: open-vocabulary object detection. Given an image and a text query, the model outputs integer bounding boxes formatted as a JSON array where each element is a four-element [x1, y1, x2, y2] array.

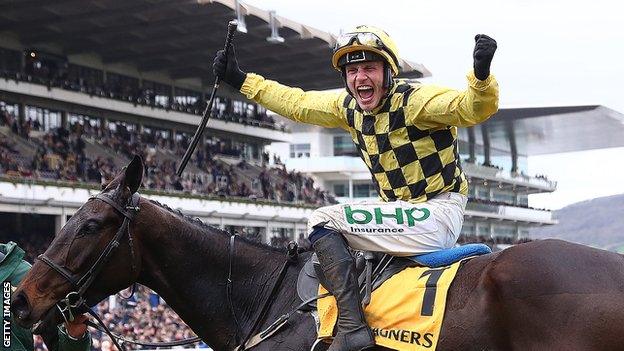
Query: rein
[[228, 234, 300, 350]]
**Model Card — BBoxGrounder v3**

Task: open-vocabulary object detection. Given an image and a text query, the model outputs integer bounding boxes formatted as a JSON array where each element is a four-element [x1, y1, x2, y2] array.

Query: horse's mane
[[147, 199, 284, 253]]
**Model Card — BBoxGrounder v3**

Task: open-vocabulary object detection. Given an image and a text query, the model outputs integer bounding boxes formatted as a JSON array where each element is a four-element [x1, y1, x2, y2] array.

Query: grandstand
[[2, 0, 624, 350]]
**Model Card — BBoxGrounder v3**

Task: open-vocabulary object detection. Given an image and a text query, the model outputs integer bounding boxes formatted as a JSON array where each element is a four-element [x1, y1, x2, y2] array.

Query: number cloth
[[317, 261, 464, 351], [240, 71, 498, 203]]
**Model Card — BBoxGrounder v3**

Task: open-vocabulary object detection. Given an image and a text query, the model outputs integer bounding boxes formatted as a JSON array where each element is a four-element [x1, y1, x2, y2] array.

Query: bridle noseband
[[36, 192, 140, 350]]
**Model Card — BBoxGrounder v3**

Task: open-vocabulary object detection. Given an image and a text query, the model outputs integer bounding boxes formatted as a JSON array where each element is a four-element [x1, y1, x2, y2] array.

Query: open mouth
[[356, 85, 375, 103]]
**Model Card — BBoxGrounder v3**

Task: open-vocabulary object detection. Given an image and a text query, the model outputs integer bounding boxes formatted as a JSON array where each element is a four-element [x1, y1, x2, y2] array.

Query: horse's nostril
[[11, 292, 31, 321]]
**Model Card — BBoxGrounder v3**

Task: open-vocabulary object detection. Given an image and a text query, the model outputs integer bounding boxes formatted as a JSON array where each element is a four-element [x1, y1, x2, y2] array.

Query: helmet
[[332, 25, 400, 76]]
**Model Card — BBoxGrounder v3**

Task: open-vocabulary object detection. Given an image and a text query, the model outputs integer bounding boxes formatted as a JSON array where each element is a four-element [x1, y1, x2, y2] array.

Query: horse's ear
[[100, 172, 108, 190], [123, 155, 143, 194]]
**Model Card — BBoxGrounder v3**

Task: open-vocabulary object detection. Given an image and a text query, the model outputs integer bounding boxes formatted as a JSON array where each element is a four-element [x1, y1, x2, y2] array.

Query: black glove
[[473, 34, 497, 80], [213, 45, 247, 90]]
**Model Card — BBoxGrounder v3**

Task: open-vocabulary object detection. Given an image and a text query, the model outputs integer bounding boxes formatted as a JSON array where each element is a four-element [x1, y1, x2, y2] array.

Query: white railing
[[0, 180, 312, 231]]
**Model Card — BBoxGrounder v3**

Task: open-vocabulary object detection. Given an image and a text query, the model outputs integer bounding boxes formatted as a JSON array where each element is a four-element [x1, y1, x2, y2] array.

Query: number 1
[[419, 267, 449, 316]]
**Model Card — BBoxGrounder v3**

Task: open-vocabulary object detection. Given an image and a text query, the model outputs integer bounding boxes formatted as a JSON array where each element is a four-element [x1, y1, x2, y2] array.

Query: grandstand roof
[[0, 0, 430, 90], [282, 104, 624, 156], [486, 105, 624, 155]]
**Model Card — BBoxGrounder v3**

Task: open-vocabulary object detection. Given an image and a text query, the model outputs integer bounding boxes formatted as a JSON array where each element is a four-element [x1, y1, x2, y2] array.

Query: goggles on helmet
[[334, 32, 398, 64], [336, 32, 383, 50]]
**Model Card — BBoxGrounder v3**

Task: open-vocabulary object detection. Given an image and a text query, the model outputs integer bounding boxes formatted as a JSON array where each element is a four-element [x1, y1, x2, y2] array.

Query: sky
[[245, 0, 624, 210]]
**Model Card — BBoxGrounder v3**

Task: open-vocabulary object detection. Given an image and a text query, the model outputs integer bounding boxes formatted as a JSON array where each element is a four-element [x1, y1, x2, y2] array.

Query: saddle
[[296, 243, 491, 309]]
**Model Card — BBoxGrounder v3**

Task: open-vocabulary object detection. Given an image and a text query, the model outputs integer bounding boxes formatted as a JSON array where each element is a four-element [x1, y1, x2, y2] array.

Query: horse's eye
[[79, 220, 101, 236]]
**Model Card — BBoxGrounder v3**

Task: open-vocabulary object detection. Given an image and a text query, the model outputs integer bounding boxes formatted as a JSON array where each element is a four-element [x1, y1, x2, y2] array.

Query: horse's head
[[11, 155, 144, 328]]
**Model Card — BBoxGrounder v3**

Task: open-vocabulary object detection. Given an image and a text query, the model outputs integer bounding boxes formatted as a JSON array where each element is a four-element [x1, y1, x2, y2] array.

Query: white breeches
[[307, 192, 467, 256]]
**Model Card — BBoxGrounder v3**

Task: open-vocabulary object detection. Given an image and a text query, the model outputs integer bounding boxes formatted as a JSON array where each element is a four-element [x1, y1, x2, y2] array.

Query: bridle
[[36, 192, 141, 351], [37, 193, 140, 316]]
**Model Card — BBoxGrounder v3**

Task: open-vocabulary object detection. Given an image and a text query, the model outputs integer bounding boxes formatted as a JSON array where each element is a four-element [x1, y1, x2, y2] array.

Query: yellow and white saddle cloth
[[317, 261, 463, 351]]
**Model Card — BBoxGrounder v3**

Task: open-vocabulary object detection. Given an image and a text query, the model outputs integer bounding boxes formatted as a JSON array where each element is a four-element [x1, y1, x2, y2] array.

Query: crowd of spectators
[[90, 286, 207, 350], [0, 135, 22, 176], [462, 156, 553, 183], [32, 286, 207, 351], [1, 54, 286, 131], [0, 108, 336, 206], [1, 108, 38, 139], [468, 197, 550, 212], [534, 173, 550, 181], [268, 165, 336, 205]]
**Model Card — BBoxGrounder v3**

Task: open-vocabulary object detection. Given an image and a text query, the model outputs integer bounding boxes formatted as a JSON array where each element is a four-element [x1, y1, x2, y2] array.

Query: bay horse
[[11, 155, 624, 350]]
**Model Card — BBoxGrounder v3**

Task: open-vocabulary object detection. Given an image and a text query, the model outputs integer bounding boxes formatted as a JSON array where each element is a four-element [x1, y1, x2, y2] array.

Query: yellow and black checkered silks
[[343, 83, 466, 202], [240, 70, 499, 203]]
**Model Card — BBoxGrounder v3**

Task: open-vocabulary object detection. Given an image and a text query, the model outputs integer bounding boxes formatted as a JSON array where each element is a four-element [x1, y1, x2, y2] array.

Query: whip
[[176, 19, 238, 176]]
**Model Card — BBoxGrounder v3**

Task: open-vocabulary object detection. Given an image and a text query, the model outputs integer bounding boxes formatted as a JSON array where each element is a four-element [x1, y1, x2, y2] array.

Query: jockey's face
[[345, 60, 387, 112]]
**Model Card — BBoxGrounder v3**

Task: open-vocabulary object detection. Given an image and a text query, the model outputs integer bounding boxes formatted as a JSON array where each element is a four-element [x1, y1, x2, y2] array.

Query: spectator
[[1, 241, 92, 351]]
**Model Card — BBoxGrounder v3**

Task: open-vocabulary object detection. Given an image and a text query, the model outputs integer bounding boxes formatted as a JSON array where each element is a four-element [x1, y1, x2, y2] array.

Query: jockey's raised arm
[[213, 25, 498, 351]]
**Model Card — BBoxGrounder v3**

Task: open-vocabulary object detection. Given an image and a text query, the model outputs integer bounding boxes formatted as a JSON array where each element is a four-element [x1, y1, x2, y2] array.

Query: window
[[0, 100, 19, 118], [107, 120, 137, 141], [461, 222, 476, 236], [289, 144, 310, 158], [477, 223, 491, 236], [173, 87, 201, 107], [175, 131, 191, 149], [68, 114, 100, 126], [333, 135, 358, 156], [142, 80, 171, 107], [518, 228, 529, 237], [143, 127, 171, 143], [476, 186, 490, 200], [492, 190, 515, 205], [106, 72, 140, 100], [25, 106, 61, 131], [517, 195, 529, 206], [333, 183, 347, 197], [492, 225, 516, 237], [353, 183, 376, 198], [67, 64, 104, 89]]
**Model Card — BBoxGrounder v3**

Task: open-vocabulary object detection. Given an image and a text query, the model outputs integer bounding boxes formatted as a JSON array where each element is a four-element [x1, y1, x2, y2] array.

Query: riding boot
[[313, 232, 375, 351]]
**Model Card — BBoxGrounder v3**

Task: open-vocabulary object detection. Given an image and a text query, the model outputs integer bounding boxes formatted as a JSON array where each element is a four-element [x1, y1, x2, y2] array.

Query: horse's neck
[[134, 202, 300, 350]]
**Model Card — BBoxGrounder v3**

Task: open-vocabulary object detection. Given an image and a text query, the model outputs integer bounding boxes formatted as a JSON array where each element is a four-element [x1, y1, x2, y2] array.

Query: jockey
[[213, 25, 498, 351]]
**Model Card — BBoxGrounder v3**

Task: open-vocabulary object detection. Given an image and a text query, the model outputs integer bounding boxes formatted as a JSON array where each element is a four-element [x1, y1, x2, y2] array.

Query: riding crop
[[176, 19, 238, 176]]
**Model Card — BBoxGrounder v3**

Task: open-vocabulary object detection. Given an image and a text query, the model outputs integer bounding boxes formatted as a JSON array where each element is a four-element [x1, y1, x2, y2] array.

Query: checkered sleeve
[[405, 70, 499, 129], [240, 73, 350, 130]]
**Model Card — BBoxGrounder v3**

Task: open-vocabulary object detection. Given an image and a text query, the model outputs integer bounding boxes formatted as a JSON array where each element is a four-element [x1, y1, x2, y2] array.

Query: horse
[[11, 155, 624, 350]]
